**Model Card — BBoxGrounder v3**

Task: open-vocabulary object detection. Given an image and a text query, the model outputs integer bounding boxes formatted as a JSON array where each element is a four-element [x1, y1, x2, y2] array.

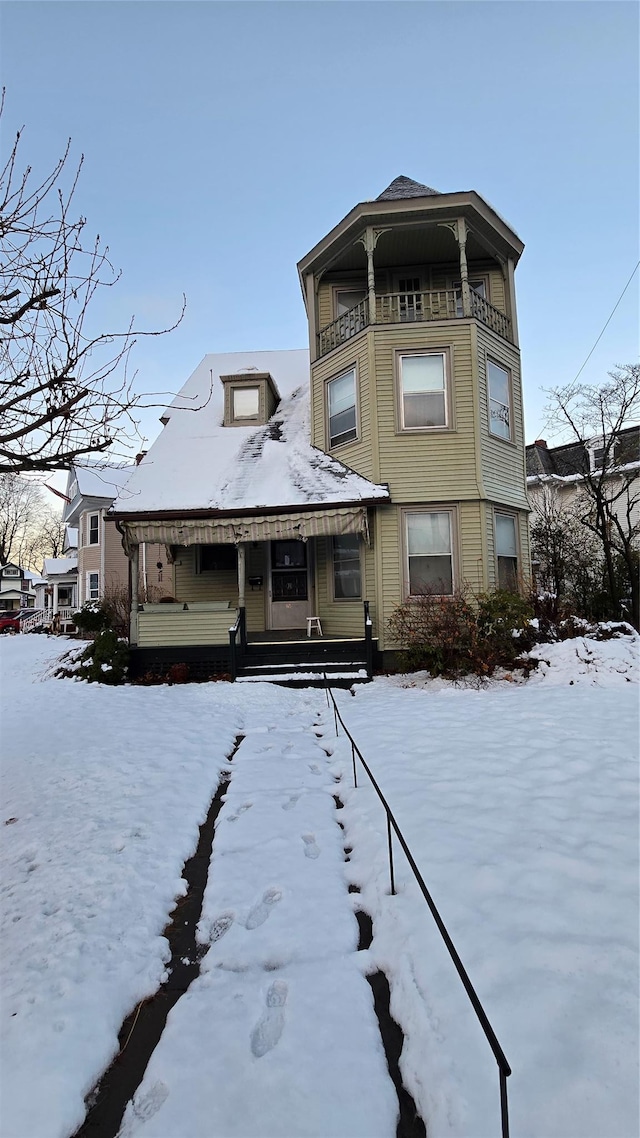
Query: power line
[[570, 260, 639, 387]]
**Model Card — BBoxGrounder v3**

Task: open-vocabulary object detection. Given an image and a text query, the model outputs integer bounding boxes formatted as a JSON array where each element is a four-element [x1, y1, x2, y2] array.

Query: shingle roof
[[376, 176, 440, 201], [526, 426, 640, 479]]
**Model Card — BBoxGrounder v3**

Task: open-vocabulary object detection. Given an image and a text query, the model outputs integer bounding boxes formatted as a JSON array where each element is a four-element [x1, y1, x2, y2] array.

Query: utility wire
[[570, 260, 639, 387]]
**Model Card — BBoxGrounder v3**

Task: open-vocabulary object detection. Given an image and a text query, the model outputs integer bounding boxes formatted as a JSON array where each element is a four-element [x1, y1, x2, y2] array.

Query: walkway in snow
[[117, 718, 400, 1138]]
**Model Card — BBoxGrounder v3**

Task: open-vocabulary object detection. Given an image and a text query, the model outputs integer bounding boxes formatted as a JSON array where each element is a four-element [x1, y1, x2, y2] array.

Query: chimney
[[534, 439, 547, 448], [135, 451, 147, 465]]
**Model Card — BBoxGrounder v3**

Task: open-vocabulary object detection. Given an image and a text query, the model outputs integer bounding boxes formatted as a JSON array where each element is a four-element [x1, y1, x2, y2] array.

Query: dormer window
[[589, 437, 615, 472], [221, 371, 280, 427], [232, 386, 260, 421]]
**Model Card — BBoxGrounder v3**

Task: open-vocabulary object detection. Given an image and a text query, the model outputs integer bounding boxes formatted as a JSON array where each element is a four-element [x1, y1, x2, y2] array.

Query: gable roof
[[114, 350, 389, 516], [376, 175, 440, 200]]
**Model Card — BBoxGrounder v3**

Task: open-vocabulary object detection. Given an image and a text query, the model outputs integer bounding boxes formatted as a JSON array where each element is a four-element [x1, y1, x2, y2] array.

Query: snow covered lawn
[[1, 633, 638, 1138]]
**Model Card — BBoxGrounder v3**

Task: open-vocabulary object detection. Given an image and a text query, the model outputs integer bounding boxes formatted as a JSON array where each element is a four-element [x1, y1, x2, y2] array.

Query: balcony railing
[[317, 289, 513, 358]]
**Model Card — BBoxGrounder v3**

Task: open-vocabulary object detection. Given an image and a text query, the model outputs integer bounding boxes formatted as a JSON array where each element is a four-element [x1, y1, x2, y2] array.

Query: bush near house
[[65, 601, 129, 682], [388, 587, 536, 678]]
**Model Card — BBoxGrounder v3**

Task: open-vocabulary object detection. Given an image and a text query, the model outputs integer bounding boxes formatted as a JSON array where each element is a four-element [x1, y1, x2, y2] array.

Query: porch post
[[130, 545, 139, 646], [52, 581, 59, 616], [237, 542, 247, 649], [364, 226, 376, 326], [456, 217, 471, 317]]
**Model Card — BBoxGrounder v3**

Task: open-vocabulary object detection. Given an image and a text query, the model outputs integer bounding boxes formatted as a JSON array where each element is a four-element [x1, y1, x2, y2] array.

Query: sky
[[1, 0, 638, 476]]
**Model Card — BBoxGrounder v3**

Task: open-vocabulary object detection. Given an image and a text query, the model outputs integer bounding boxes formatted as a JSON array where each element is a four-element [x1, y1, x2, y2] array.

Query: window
[[198, 545, 237, 572], [495, 513, 518, 591], [488, 360, 511, 440], [328, 369, 357, 447], [271, 540, 308, 601], [589, 437, 620, 472], [405, 511, 454, 596], [87, 573, 99, 601], [89, 513, 99, 545], [232, 387, 260, 421], [3, 566, 19, 577], [332, 536, 361, 600], [453, 278, 486, 318], [398, 353, 447, 429], [335, 288, 366, 317]]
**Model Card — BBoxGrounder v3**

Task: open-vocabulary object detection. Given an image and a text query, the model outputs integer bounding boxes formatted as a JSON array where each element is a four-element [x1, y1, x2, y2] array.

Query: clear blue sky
[[2, 0, 638, 458]]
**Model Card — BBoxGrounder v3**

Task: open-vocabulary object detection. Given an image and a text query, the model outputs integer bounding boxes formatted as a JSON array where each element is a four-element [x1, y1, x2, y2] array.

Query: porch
[[129, 603, 376, 684], [317, 287, 512, 358]]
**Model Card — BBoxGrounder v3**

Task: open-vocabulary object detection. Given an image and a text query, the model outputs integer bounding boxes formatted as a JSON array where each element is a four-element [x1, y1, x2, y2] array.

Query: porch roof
[[118, 505, 372, 554]]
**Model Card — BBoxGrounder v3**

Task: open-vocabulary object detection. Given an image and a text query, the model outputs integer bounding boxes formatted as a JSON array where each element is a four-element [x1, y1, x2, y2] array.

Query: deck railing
[[317, 290, 513, 357], [323, 677, 512, 1138]]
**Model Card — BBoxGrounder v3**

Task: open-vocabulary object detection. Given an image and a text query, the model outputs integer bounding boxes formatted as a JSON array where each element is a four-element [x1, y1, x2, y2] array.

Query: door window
[[271, 541, 308, 601]]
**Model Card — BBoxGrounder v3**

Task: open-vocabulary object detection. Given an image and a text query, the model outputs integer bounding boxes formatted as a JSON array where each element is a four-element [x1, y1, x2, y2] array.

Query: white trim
[[402, 507, 456, 598], [326, 365, 359, 450]]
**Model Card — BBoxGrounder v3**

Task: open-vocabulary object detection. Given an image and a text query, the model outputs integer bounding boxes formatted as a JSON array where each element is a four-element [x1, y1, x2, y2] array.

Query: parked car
[[0, 614, 21, 633]]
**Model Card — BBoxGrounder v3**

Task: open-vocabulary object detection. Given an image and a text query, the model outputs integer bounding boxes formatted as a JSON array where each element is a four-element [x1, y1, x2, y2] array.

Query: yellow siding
[[476, 326, 529, 509], [310, 337, 375, 480], [173, 545, 267, 633], [373, 322, 480, 500], [313, 536, 375, 639], [138, 608, 236, 647]]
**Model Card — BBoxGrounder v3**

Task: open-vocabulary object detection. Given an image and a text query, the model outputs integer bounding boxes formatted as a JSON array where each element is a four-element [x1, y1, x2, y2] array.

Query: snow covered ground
[[1, 633, 638, 1138]]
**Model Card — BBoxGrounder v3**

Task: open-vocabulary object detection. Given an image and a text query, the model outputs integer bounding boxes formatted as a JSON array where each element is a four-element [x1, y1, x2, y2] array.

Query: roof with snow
[[43, 557, 78, 577], [114, 349, 390, 516], [376, 175, 440, 201], [526, 426, 640, 479], [74, 463, 135, 499]]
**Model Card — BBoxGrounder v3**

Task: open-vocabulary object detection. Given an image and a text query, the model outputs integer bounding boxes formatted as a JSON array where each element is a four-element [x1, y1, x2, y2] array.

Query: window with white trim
[[86, 572, 100, 601], [89, 513, 99, 545], [488, 360, 511, 440], [405, 511, 454, 596], [332, 535, 362, 600], [327, 368, 357, 448], [495, 513, 518, 591], [398, 352, 447, 429], [335, 288, 366, 317], [3, 566, 20, 577]]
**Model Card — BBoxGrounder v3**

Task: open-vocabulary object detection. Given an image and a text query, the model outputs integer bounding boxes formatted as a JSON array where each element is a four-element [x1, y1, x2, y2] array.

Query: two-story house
[[0, 562, 36, 611], [112, 176, 529, 680], [63, 462, 171, 608]]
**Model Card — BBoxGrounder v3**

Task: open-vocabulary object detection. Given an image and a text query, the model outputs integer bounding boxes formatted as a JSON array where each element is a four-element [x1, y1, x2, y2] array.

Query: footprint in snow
[[250, 980, 288, 1058], [302, 833, 320, 859], [208, 911, 235, 942], [282, 793, 301, 811], [308, 763, 322, 776], [131, 1080, 169, 1122], [246, 887, 282, 930], [228, 803, 253, 823]]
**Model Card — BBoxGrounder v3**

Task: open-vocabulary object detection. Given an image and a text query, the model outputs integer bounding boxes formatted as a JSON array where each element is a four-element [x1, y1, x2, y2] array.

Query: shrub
[[388, 586, 534, 678], [72, 600, 111, 634], [52, 629, 129, 684]]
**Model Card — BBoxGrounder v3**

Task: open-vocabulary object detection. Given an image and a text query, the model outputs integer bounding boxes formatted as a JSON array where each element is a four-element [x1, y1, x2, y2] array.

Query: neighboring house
[[0, 562, 36, 611], [62, 463, 171, 608], [526, 426, 640, 537], [112, 175, 529, 679], [40, 557, 79, 632]]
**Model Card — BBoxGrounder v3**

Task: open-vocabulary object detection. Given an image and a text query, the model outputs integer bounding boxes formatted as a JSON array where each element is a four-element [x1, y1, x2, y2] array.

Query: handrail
[[323, 675, 511, 1138]]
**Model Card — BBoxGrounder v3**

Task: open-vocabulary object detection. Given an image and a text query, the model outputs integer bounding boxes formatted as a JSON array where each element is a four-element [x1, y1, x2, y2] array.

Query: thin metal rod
[[387, 812, 395, 895], [351, 742, 358, 788], [500, 1069, 510, 1138]]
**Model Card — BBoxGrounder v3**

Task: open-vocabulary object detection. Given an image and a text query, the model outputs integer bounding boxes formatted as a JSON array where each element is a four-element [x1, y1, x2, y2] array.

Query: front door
[[268, 540, 310, 630]]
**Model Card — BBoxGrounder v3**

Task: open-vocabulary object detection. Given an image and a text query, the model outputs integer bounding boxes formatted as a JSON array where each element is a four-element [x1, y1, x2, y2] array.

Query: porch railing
[[316, 290, 513, 357], [323, 677, 512, 1138]]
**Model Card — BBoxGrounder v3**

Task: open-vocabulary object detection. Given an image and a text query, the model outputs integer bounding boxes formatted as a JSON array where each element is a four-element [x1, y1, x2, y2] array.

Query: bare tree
[[530, 486, 605, 619], [544, 363, 640, 628], [0, 93, 184, 474], [0, 473, 44, 565]]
